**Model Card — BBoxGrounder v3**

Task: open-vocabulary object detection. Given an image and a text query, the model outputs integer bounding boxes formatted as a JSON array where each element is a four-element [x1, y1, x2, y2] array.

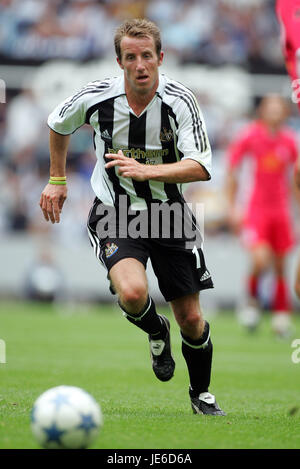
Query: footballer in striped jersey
[[40, 18, 225, 416]]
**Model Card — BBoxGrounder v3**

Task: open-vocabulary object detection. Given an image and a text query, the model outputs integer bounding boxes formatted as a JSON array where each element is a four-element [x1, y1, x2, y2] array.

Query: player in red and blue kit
[[276, 0, 300, 302], [226, 94, 298, 336]]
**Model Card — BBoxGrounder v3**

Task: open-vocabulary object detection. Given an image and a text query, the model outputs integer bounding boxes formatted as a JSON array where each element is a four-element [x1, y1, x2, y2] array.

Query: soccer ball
[[31, 385, 103, 449]]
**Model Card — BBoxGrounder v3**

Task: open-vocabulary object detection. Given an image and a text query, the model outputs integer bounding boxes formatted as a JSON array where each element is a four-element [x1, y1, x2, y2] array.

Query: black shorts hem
[[164, 282, 214, 302], [106, 254, 147, 274]]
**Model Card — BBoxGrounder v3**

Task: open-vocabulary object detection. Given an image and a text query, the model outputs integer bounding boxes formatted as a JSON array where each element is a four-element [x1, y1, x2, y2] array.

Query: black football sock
[[119, 296, 167, 339], [181, 321, 213, 396]]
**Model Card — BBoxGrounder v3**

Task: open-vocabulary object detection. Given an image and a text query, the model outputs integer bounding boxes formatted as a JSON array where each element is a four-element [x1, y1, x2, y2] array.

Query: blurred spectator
[[59, 0, 115, 58], [0, 0, 286, 71], [0, 161, 29, 232], [108, 0, 147, 20], [23, 247, 65, 302], [3, 87, 47, 166]]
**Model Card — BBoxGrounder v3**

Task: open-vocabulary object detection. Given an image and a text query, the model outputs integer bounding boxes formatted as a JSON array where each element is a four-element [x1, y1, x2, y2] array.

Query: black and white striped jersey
[[47, 74, 212, 209]]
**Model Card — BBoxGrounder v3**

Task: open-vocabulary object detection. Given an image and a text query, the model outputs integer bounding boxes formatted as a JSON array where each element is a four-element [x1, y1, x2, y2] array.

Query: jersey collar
[[118, 73, 166, 98], [156, 73, 166, 98]]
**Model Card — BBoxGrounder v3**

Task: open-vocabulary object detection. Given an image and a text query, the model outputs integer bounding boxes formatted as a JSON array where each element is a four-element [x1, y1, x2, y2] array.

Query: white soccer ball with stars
[[31, 385, 103, 449]]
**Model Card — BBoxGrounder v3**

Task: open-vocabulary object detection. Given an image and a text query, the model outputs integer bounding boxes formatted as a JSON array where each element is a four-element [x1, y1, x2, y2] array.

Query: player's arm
[[295, 153, 300, 189], [291, 153, 300, 214], [225, 168, 241, 234], [226, 170, 239, 207], [105, 150, 209, 182], [142, 157, 210, 182], [106, 91, 212, 183], [39, 83, 89, 223], [39, 130, 70, 224], [224, 128, 251, 234]]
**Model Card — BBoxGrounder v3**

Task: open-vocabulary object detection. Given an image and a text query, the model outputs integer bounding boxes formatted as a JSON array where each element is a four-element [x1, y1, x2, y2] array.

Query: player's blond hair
[[114, 18, 162, 61]]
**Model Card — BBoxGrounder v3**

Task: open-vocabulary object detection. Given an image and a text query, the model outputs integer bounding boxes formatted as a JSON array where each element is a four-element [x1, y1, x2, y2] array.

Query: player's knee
[[252, 248, 272, 275], [118, 282, 148, 311], [178, 312, 204, 334], [253, 258, 268, 275]]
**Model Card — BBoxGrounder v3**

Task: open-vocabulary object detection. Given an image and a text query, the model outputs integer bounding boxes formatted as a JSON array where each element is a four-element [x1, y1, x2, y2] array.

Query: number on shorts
[[192, 245, 201, 269]]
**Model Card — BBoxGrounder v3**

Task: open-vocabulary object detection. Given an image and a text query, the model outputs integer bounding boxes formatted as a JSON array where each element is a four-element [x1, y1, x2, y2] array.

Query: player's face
[[117, 35, 163, 96], [259, 96, 289, 127]]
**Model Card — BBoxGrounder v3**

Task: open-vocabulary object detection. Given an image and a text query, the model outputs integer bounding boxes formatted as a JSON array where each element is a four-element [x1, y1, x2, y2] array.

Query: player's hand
[[39, 183, 67, 224], [105, 150, 150, 182]]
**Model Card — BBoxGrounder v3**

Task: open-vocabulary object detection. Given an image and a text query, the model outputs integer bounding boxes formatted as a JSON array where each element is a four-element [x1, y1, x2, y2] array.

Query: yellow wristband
[[49, 179, 67, 185], [50, 176, 66, 181]]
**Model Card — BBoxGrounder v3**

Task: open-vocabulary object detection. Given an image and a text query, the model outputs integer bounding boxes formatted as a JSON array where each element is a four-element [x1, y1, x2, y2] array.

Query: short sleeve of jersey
[[174, 92, 212, 178], [47, 84, 91, 135]]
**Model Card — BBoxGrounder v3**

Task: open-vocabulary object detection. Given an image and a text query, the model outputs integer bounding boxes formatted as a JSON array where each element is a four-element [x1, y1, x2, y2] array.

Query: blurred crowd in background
[[0, 0, 284, 72]]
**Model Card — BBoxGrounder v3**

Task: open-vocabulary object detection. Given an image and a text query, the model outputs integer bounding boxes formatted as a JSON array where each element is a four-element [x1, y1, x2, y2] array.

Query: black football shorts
[[87, 197, 213, 302]]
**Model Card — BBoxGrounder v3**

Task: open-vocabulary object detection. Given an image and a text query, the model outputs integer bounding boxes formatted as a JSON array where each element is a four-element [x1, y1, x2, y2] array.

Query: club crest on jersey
[[160, 127, 174, 143], [105, 242, 118, 258]]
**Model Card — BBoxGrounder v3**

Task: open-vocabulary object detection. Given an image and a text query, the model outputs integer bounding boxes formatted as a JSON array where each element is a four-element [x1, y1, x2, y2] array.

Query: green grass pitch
[[0, 300, 300, 449]]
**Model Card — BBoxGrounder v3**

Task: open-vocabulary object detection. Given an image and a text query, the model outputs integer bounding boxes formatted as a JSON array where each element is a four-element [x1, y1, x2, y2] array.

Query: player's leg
[[238, 210, 274, 329], [109, 258, 164, 336], [170, 292, 225, 416], [248, 243, 273, 299], [270, 213, 294, 337], [109, 258, 148, 313], [171, 293, 210, 394], [271, 252, 292, 337], [238, 243, 273, 330], [272, 253, 290, 311], [109, 258, 175, 382], [87, 198, 174, 381], [150, 236, 225, 415]]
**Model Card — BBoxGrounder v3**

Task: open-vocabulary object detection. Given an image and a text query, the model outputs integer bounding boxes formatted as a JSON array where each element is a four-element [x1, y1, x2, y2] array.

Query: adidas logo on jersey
[[101, 129, 112, 142]]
